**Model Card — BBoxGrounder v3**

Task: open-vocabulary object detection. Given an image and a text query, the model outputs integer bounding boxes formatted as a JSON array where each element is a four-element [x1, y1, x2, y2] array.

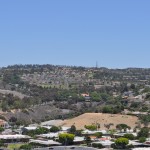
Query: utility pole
[[96, 61, 98, 68]]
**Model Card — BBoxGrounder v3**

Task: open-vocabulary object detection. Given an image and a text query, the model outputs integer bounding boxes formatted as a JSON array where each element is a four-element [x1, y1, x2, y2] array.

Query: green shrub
[[116, 124, 130, 131], [94, 132, 103, 138], [0, 127, 4, 133], [59, 133, 75, 145], [22, 109, 29, 115], [115, 137, 129, 149], [124, 134, 135, 140], [20, 144, 32, 150], [138, 127, 149, 138], [50, 126, 60, 133], [69, 125, 76, 134], [127, 144, 134, 148], [85, 125, 97, 131], [84, 136, 91, 145], [139, 137, 146, 143], [0, 140, 4, 147], [92, 143, 103, 149]]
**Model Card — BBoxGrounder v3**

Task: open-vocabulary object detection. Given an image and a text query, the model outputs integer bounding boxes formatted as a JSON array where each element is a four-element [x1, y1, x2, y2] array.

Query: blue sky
[[0, 0, 150, 68]]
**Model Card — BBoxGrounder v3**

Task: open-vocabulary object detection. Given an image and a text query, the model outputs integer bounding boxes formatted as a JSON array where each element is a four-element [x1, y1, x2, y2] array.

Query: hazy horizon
[[1, 63, 150, 70]]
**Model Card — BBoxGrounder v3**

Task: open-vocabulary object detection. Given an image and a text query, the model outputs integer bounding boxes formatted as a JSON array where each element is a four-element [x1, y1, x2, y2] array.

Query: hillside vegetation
[[0, 64, 150, 124]]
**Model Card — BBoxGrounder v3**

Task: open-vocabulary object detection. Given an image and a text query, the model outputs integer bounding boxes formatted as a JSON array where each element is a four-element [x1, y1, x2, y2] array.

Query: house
[[73, 136, 85, 144], [82, 130, 108, 136], [129, 140, 144, 147], [123, 91, 134, 97], [61, 127, 71, 132], [41, 126, 52, 130], [0, 134, 31, 143], [37, 132, 64, 139], [129, 140, 150, 148], [29, 139, 61, 146], [0, 119, 9, 128], [22, 126, 37, 131], [113, 132, 137, 138], [90, 136, 111, 142], [21, 126, 38, 134], [81, 93, 91, 101]]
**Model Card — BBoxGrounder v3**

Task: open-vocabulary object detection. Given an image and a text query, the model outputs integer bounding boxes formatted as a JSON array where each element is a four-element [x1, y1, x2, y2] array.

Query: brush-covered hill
[[0, 64, 150, 125]]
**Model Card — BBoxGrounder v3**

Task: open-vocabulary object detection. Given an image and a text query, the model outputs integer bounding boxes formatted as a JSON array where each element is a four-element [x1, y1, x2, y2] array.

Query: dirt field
[[59, 113, 139, 130]]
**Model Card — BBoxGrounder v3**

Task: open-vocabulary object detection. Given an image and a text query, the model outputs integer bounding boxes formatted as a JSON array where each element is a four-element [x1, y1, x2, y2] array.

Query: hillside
[[60, 113, 139, 130], [0, 64, 150, 124], [0, 89, 28, 99], [3, 105, 73, 125]]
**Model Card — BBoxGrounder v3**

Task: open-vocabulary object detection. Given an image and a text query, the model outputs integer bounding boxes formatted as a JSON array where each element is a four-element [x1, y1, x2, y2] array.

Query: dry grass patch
[[59, 113, 139, 130]]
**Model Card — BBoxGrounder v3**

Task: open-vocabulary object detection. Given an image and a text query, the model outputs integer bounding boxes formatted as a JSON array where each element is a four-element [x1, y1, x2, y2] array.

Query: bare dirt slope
[[60, 113, 139, 130], [0, 89, 28, 99], [4, 105, 73, 124]]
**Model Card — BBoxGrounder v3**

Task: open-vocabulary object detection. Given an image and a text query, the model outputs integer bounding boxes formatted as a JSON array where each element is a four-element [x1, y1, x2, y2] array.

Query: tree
[[100, 93, 110, 101], [94, 132, 103, 138], [50, 126, 60, 133], [70, 125, 76, 134], [130, 102, 140, 109], [130, 84, 135, 90], [116, 124, 130, 132], [109, 129, 116, 135], [59, 133, 75, 145], [20, 144, 32, 150], [104, 123, 114, 130], [36, 127, 49, 134], [97, 123, 100, 130], [115, 137, 129, 149], [1, 101, 8, 112], [139, 137, 146, 143], [9, 116, 17, 123], [24, 127, 49, 137], [0, 127, 4, 133], [85, 125, 97, 131], [140, 115, 150, 127], [92, 143, 103, 149], [84, 136, 91, 145], [75, 130, 82, 136], [0, 140, 4, 147], [138, 127, 149, 138], [102, 106, 113, 113], [90, 91, 101, 101], [124, 134, 135, 140]]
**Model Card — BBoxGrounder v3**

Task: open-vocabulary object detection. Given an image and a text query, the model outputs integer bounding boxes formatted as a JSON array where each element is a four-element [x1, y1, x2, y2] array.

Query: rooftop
[[0, 134, 31, 139], [29, 139, 61, 146]]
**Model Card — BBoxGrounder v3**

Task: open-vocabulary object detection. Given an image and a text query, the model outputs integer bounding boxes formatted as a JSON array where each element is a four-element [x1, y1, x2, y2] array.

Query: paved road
[[34, 146, 100, 150]]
